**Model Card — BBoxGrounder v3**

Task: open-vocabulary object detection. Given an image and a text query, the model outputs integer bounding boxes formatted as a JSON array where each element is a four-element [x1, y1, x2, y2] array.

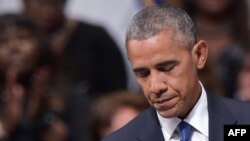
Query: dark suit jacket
[[102, 93, 250, 141]]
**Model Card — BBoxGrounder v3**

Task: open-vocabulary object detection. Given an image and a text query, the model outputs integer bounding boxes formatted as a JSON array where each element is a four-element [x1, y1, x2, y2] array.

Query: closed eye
[[133, 68, 150, 78], [156, 60, 178, 72]]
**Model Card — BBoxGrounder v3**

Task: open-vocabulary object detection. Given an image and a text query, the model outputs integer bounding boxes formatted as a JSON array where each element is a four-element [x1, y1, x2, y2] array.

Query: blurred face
[[0, 26, 39, 75], [127, 31, 207, 118], [192, 0, 233, 16], [102, 107, 139, 137], [236, 55, 250, 102], [23, 0, 65, 31], [42, 120, 69, 141]]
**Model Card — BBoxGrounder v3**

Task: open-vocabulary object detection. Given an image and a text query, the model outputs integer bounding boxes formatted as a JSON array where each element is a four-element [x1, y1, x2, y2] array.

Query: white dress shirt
[[157, 82, 209, 141]]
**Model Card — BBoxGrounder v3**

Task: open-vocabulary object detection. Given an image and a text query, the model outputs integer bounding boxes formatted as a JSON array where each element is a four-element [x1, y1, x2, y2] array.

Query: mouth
[[152, 95, 177, 111]]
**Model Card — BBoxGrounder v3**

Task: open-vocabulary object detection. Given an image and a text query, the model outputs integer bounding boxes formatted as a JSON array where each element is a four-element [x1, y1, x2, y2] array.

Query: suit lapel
[[136, 107, 165, 141], [207, 93, 237, 141]]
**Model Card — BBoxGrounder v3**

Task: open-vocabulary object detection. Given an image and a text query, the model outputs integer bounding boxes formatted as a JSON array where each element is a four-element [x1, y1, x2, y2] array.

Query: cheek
[[21, 43, 38, 59], [171, 60, 196, 93], [171, 76, 192, 101], [137, 80, 152, 103]]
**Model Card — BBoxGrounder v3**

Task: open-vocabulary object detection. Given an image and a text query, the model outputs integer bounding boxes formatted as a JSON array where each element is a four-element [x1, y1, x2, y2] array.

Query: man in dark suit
[[103, 5, 250, 141]]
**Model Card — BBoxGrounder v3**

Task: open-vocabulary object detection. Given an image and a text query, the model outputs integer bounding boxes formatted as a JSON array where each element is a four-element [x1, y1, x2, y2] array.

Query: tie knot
[[178, 121, 193, 141]]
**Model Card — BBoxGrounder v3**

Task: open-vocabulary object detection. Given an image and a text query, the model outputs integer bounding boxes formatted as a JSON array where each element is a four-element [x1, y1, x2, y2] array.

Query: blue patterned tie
[[178, 121, 193, 141]]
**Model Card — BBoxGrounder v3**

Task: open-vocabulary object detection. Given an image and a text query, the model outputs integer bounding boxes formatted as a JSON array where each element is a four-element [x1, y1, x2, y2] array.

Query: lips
[[152, 95, 177, 110]]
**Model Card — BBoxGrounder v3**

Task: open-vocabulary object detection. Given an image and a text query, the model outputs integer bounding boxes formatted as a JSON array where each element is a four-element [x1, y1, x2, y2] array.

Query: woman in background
[[0, 14, 69, 141]]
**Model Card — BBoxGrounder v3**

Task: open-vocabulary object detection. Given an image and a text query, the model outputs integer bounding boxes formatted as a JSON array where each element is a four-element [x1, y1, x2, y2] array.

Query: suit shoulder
[[219, 96, 250, 110], [219, 96, 250, 122]]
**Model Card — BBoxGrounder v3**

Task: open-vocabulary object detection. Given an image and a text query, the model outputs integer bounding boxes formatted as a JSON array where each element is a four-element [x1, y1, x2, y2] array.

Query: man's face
[[0, 26, 39, 75], [127, 31, 205, 118]]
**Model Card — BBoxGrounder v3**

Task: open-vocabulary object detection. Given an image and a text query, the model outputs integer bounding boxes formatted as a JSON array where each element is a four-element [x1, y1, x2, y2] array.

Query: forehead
[[127, 31, 184, 56], [127, 31, 189, 67]]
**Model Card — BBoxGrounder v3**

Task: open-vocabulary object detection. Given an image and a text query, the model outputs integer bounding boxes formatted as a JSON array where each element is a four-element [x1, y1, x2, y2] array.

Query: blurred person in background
[[89, 90, 149, 141], [22, 0, 127, 94], [182, 0, 250, 98], [22, 0, 128, 141], [235, 54, 250, 102], [0, 14, 69, 141], [137, 0, 183, 8], [33, 114, 69, 141]]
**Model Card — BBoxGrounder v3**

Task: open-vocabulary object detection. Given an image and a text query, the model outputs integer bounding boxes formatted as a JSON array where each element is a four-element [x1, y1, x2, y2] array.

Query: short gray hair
[[126, 5, 196, 50]]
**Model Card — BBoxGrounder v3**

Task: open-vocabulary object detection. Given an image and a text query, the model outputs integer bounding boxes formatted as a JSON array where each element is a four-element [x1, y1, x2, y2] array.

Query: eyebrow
[[133, 60, 178, 72], [133, 67, 146, 73], [155, 60, 178, 68]]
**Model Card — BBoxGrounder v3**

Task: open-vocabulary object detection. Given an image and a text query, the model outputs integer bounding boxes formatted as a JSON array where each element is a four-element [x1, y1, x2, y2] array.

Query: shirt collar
[[157, 81, 209, 140], [157, 113, 181, 140], [185, 82, 209, 137]]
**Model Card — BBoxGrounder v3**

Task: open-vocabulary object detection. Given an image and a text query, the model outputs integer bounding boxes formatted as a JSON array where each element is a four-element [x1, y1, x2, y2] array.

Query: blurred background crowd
[[0, 0, 249, 141]]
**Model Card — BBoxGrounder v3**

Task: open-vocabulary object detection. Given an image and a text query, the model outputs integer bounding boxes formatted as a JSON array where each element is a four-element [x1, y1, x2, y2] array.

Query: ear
[[191, 40, 208, 70]]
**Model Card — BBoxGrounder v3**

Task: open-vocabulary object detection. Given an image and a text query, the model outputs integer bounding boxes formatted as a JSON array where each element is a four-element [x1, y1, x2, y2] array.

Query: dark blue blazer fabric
[[102, 93, 250, 141]]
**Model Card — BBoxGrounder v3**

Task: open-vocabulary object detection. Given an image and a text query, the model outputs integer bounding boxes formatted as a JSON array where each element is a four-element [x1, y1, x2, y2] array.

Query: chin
[[157, 108, 179, 118]]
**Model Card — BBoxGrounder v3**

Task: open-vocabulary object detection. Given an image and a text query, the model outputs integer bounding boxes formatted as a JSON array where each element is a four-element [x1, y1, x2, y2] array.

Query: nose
[[148, 72, 167, 96]]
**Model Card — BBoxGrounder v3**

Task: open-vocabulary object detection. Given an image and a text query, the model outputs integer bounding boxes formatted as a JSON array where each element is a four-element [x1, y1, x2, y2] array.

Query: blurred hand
[[1, 67, 24, 135], [28, 67, 51, 119]]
